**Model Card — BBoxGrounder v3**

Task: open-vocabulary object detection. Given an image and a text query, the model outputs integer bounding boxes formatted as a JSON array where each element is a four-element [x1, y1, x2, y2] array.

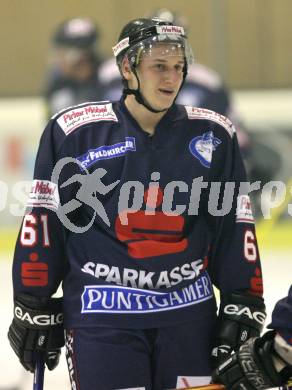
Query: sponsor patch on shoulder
[[189, 131, 221, 168], [185, 106, 235, 138], [236, 195, 254, 223], [26, 180, 59, 210], [57, 103, 118, 135]]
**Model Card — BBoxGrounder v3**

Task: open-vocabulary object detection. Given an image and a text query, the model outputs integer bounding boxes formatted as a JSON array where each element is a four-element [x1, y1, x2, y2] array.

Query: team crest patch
[[76, 137, 136, 169], [189, 131, 221, 168]]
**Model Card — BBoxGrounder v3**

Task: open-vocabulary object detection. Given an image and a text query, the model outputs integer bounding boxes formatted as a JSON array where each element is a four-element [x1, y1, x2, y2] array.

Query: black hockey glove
[[211, 292, 266, 368], [212, 330, 292, 390], [8, 293, 64, 372]]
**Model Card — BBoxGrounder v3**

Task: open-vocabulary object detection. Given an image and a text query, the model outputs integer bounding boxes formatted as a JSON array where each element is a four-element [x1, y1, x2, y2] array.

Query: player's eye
[[175, 64, 183, 72], [154, 63, 166, 71]]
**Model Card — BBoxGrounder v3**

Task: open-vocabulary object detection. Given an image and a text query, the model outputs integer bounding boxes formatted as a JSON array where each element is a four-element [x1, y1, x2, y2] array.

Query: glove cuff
[[13, 294, 63, 330], [220, 292, 266, 331]]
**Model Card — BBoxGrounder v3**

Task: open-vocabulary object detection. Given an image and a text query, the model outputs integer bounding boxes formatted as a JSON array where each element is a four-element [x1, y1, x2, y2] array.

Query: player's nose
[[163, 69, 181, 85]]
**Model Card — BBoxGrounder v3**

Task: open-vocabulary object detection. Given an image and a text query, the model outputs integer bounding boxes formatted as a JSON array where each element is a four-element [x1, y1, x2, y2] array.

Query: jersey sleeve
[[206, 127, 263, 297], [12, 119, 67, 298], [268, 285, 292, 345]]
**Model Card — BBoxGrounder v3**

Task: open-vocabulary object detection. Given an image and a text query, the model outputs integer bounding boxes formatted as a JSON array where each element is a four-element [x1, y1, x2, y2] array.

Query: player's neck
[[124, 95, 165, 136]]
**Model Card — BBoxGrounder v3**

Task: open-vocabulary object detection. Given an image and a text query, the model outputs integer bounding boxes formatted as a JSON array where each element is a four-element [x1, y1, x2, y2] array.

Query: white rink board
[[0, 249, 291, 389]]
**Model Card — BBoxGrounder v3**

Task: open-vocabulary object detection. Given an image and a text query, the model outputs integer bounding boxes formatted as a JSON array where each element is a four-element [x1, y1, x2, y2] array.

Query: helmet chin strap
[[123, 88, 167, 113], [123, 67, 185, 114]]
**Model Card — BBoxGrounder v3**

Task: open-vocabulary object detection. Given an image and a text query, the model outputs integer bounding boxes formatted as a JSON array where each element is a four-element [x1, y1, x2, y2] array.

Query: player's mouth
[[158, 88, 175, 96]]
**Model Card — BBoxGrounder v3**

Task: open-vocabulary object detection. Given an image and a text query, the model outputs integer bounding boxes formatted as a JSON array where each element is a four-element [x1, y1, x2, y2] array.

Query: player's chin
[[154, 95, 176, 110]]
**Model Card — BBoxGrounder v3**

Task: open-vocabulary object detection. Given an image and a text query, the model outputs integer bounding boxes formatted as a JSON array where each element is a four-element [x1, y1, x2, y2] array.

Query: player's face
[[136, 45, 185, 110], [54, 47, 95, 81]]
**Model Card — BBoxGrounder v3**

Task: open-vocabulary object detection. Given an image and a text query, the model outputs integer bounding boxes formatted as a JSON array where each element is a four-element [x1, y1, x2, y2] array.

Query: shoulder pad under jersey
[[184, 106, 235, 138], [52, 101, 118, 136]]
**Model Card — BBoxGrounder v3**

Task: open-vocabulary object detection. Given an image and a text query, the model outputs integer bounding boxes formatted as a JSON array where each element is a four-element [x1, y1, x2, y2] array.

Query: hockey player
[[8, 17, 266, 389], [44, 17, 105, 118], [213, 285, 292, 389]]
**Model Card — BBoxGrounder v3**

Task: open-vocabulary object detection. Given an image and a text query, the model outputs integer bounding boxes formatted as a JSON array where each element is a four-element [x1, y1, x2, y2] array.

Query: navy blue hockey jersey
[[12, 99, 263, 329]]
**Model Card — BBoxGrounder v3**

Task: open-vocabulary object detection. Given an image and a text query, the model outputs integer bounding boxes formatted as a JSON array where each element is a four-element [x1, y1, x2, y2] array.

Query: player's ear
[[121, 57, 132, 81]]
